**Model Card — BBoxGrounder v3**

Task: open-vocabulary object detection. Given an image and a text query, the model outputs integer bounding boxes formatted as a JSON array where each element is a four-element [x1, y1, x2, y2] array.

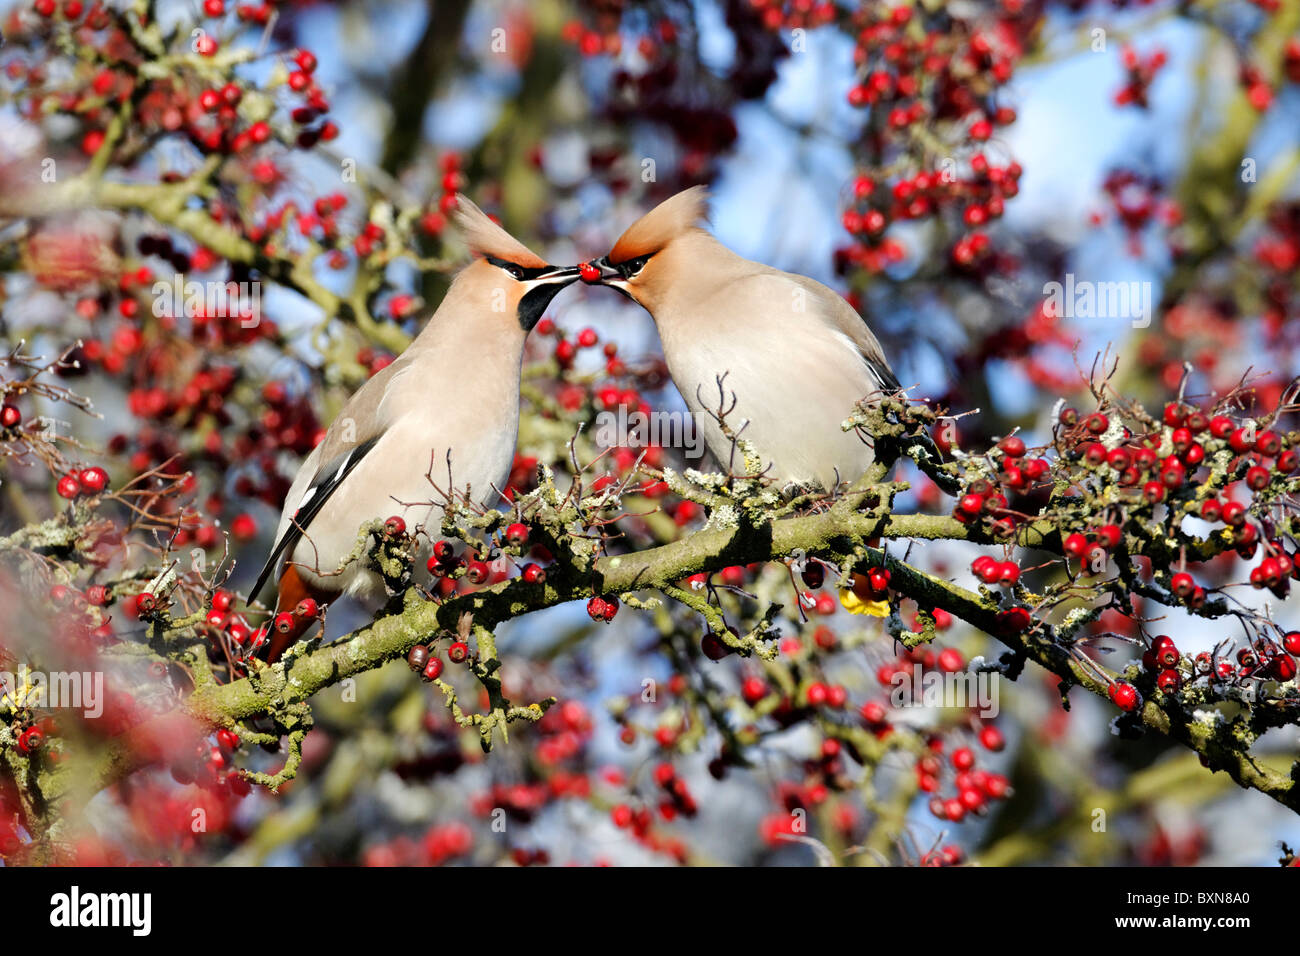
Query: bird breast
[[658, 285, 881, 490]]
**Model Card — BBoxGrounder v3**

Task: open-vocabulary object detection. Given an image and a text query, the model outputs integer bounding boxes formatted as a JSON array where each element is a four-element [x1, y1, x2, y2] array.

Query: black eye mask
[[484, 257, 580, 331], [485, 256, 564, 281]]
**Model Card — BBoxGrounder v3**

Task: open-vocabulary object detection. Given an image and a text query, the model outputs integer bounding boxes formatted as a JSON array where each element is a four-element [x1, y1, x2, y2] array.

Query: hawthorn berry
[[1063, 532, 1089, 557], [406, 645, 430, 672], [56, 473, 81, 499], [701, 633, 729, 661], [1108, 681, 1141, 712]]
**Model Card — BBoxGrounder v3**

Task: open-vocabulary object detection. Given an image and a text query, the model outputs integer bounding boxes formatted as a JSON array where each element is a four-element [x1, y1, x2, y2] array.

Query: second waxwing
[[582, 187, 907, 491], [247, 197, 579, 661]]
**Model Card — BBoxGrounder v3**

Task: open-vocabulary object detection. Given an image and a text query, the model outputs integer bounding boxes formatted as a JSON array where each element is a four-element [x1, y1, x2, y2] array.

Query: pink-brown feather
[[451, 194, 549, 269], [608, 186, 711, 264]]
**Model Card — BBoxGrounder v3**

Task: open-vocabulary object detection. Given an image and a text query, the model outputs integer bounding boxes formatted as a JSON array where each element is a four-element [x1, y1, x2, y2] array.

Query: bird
[[580, 186, 907, 492], [247, 196, 580, 662]]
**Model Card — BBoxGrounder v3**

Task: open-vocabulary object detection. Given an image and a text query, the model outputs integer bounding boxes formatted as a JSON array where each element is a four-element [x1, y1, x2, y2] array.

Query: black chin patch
[[518, 282, 568, 331]]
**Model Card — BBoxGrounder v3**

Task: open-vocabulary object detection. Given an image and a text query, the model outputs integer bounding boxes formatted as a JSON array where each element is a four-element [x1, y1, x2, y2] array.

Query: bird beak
[[531, 264, 583, 286], [580, 256, 625, 286]]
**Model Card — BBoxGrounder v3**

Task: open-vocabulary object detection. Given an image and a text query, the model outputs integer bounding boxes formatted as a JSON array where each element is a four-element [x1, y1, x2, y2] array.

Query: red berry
[[978, 725, 1004, 751], [384, 515, 407, 537], [1283, 632, 1300, 656], [56, 473, 81, 499], [1108, 681, 1140, 712], [273, 612, 295, 634], [997, 607, 1031, 632], [1255, 431, 1282, 457], [78, 466, 108, 493], [742, 677, 768, 704], [1246, 466, 1270, 491], [0, 404, 19, 428], [936, 647, 964, 673], [295, 598, 318, 619], [423, 657, 444, 681], [860, 700, 887, 725], [701, 633, 729, 661], [407, 645, 429, 671], [1085, 412, 1109, 434], [447, 641, 469, 663], [1270, 654, 1297, 682], [521, 563, 546, 584], [578, 261, 601, 282], [998, 435, 1025, 458]]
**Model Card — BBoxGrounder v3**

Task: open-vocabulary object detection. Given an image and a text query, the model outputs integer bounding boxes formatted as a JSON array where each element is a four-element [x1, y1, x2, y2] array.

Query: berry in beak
[[579, 260, 602, 283]]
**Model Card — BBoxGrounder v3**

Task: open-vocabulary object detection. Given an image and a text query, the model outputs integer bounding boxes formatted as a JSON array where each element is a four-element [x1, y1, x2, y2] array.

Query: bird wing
[[247, 355, 412, 602], [247, 434, 383, 602], [748, 270, 899, 398], [768, 271, 901, 394]]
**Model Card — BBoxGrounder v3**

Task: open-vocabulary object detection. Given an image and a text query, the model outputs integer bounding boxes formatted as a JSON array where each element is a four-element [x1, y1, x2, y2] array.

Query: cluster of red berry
[[1114, 45, 1168, 108], [834, 3, 1026, 272], [54, 465, 108, 499]]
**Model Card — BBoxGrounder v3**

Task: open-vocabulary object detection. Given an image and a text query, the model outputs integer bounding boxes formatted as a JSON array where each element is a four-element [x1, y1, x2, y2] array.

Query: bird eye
[[505, 264, 524, 280], [622, 255, 650, 278]]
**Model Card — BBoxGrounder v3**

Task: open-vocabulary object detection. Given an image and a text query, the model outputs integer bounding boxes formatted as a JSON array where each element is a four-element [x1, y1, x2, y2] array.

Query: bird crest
[[451, 195, 549, 269], [608, 186, 710, 264]]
